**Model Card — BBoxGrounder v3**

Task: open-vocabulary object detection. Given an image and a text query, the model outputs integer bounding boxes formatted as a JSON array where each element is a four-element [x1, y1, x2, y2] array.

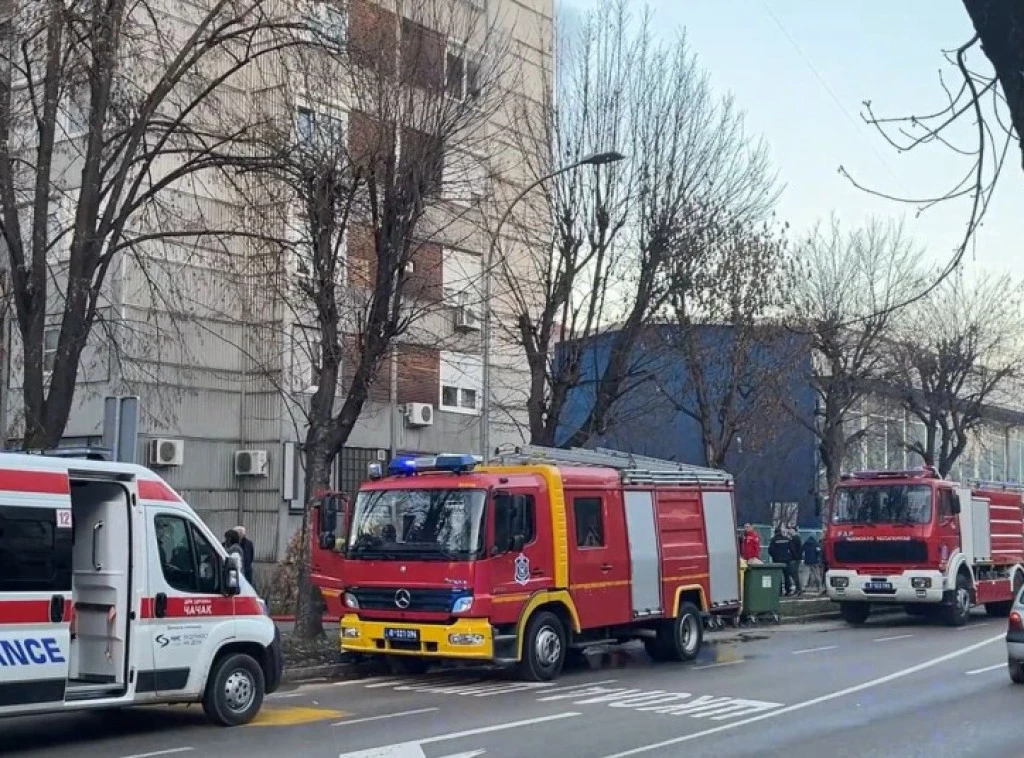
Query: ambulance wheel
[[941, 573, 972, 627], [658, 602, 703, 662], [203, 653, 265, 726], [518, 611, 566, 681]]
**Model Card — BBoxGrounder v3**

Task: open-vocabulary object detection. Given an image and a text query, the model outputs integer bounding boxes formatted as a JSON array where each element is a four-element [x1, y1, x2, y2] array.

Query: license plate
[[384, 627, 420, 642], [865, 581, 893, 592]]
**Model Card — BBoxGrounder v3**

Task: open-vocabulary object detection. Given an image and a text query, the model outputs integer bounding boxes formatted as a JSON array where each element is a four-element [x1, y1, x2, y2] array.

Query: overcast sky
[[563, 0, 1022, 281]]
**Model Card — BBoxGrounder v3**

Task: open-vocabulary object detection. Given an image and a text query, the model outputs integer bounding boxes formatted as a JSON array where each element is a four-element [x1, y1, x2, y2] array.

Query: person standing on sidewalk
[[789, 528, 803, 595], [740, 523, 762, 563], [768, 527, 795, 596]]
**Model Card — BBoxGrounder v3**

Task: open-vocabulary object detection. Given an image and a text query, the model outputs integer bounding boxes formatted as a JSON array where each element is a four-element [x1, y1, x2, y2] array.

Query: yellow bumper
[[339, 615, 495, 660]]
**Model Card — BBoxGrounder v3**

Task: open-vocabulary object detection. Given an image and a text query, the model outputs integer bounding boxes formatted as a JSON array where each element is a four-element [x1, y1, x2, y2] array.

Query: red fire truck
[[823, 466, 1024, 626], [324, 445, 741, 681], [311, 491, 350, 618]]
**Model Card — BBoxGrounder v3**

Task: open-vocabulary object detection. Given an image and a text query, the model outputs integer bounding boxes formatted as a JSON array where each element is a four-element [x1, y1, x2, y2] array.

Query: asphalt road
[[1, 610, 1019, 758]]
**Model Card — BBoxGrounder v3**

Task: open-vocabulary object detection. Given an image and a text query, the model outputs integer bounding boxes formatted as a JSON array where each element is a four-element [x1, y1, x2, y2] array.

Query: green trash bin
[[743, 562, 785, 617]]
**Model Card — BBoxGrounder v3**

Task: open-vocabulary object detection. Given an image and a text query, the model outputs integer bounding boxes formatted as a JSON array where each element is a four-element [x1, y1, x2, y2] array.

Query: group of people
[[739, 523, 824, 596], [223, 526, 255, 584]]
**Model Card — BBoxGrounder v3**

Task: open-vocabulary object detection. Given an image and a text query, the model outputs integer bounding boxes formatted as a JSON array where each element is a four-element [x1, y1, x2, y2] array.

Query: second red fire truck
[[824, 466, 1024, 626], [315, 445, 741, 681]]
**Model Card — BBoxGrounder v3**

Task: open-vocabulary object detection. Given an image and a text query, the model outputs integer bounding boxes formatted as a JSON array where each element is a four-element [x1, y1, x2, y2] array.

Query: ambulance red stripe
[[138, 595, 264, 619], [0, 469, 69, 495], [137, 479, 180, 502], [0, 599, 73, 625]]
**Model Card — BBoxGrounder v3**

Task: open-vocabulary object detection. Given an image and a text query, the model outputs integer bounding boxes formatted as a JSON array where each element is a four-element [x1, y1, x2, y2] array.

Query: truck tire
[[202, 652, 266, 727], [656, 602, 703, 662], [517, 611, 566, 682], [1009, 659, 1024, 684], [839, 602, 871, 625], [941, 573, 972, 627]]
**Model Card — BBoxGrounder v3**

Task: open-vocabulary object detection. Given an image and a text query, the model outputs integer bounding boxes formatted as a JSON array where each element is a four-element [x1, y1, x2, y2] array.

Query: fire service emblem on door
[[514, 554, 530, 585]]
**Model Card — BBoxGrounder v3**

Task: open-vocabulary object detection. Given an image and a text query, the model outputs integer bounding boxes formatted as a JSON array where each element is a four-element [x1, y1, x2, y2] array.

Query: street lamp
[[478, 150, 626, 460]]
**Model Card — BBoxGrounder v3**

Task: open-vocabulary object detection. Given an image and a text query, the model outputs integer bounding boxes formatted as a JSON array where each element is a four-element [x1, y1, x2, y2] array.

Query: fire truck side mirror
[[321, 496, 339, 533], [951, 493, 961, 516]]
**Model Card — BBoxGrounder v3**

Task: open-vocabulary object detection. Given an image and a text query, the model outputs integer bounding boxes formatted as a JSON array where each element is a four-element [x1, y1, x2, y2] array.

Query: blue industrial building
[[556, 325, 821, 528]]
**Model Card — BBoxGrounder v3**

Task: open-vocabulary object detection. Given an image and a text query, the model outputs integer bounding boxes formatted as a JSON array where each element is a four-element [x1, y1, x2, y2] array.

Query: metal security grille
[[336, 447, 385, 499]]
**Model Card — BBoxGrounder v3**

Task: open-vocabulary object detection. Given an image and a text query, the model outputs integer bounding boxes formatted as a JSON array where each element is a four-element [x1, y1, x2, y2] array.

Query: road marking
[[248, 706, 346, 726], [536, 684, 780, 720], [957, 622, 991, 631], [694, 660, 745, 670], [598, 631, 1005, 757], [120, 750, 194, 758], [966, 663, 1004, 675], [339, 713, 581, 757], [334, 707, 439, 727], [791, 645, 837, 655], [873, 634, 914, 643]]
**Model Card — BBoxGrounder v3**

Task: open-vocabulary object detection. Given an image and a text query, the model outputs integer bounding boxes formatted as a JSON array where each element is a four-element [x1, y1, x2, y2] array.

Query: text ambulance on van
[[0, 453, 282, 726]]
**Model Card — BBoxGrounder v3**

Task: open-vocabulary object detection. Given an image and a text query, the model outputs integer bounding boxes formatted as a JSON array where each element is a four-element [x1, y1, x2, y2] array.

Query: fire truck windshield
[[831, 484, 933, 525], [347, 488, 486, 560]]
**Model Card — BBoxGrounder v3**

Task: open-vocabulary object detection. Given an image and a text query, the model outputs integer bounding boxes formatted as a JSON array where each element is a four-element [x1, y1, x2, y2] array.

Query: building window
[[43, 326, 59, 374], [305, 0, 347, 46], [445, 44, 481, 102], [439, 351, 482, 414], [292, 324, 322, 394], [296, 106, 347, 150], [573, 497, 605, 548]]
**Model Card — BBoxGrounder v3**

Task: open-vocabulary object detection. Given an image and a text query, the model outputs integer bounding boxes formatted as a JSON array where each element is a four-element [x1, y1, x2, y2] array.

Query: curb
[[272, 615, 341, 624], [282, 662, 355, 684]]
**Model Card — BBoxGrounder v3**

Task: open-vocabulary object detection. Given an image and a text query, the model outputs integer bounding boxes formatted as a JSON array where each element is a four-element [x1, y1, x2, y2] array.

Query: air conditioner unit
[[405, 402, 434, 427], [234, 449, 269, 477], [455, 305, 481, 331], [148, 439, 184, 467]]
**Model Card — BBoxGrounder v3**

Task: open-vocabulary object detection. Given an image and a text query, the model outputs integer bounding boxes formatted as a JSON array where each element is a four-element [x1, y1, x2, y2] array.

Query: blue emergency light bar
[[382, 453, 479, 477], [849, 466, 939, 481]]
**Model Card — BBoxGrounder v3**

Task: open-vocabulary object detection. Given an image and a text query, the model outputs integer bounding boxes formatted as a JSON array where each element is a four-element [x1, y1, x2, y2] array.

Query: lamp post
[[479, 150, 626, 460]]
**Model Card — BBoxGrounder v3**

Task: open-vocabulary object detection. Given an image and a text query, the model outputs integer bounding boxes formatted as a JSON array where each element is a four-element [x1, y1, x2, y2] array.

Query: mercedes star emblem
[[394, 588, 412, 609]]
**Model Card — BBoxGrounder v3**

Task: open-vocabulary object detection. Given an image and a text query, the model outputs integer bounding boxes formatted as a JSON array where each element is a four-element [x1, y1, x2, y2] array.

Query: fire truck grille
[[833, 539, 929, 564], [349, 587, 456, 613]]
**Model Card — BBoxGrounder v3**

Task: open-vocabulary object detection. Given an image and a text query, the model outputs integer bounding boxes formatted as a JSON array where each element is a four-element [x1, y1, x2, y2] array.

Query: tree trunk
[[293, 440, 332, 640]]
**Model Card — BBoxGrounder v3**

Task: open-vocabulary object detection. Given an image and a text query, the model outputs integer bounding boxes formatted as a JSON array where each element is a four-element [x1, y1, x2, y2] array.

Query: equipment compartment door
[[567, 491, 631, 629], [701, 491, 740, 607], [623, 491, 662, 617]]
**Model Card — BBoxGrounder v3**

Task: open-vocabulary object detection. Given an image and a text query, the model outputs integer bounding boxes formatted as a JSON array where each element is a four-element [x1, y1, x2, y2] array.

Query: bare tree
[[0, 0, 303, 449], [789, 216, 925, 494], [888, 272, 1023, 476], [501, 0, 778, 448], [237, 0, 510, 637], [658, 212, 794, 468]]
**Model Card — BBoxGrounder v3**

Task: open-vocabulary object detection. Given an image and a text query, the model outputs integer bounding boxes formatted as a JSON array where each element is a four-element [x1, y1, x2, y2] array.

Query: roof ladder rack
[[966, 479, 1024, 494], [492, 444, 733, 486]]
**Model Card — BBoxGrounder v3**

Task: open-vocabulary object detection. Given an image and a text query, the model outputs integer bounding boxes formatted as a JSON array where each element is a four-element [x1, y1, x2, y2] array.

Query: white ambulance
[[0, 452, 282, 726]]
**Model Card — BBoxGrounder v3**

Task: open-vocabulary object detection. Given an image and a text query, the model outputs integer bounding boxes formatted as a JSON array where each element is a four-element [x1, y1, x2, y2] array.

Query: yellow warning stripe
[[569, 579, 631, 591], [663, 573, 709, 583]]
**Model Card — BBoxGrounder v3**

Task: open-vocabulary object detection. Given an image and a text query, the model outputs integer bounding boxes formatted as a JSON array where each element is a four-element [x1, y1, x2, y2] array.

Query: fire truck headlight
[[341, 626, 360, 639], [451, 596, 474, 614], [830, 576, 849, 589], [343, 592, 360, 610], [448, 633, 485, 646], [911, 577, 932, 589]]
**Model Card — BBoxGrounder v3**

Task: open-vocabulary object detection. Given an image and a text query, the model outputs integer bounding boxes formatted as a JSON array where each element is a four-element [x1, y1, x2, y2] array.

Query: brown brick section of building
[[396, 345, 440, 405], [341, 334, 392, 403], [349, 0, 397, 77]]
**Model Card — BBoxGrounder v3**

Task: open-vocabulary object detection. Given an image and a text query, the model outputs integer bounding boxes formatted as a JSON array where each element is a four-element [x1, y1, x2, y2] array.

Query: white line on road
[[334, 707, 439, 727], [693, 660, 745, 670], [965, 663, 1004, 675], [957, 622, 991, 631], [120, 750, 194, 758], [791, 646, 837, 655], [418, 712, 581, 745], [873, 634, 914, 643], [599, 631, 1005, 757]]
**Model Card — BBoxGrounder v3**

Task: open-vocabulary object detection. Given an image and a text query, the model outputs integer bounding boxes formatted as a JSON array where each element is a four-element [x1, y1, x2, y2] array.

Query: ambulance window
[[0, 505, 72, 592], [190, 523, 221, 594], [573, 497, 605, 548]]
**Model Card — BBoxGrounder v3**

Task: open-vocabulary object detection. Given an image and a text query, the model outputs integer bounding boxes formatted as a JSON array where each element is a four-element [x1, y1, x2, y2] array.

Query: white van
[[0, 452, 282, 726]]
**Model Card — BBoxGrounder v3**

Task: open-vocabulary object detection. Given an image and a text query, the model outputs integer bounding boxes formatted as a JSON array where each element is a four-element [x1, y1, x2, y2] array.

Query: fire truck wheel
[[941, 573, 972, 627], [838, 602, 871, 625], [518, 611, 567, 681], [659, 602, 703, 662], [1009, 659, 1024, 684], [202, 652, 266, 726]]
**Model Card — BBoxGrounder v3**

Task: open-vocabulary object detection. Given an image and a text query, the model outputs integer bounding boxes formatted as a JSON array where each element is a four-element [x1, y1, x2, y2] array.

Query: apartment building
[[0, 0, 554, 574]]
